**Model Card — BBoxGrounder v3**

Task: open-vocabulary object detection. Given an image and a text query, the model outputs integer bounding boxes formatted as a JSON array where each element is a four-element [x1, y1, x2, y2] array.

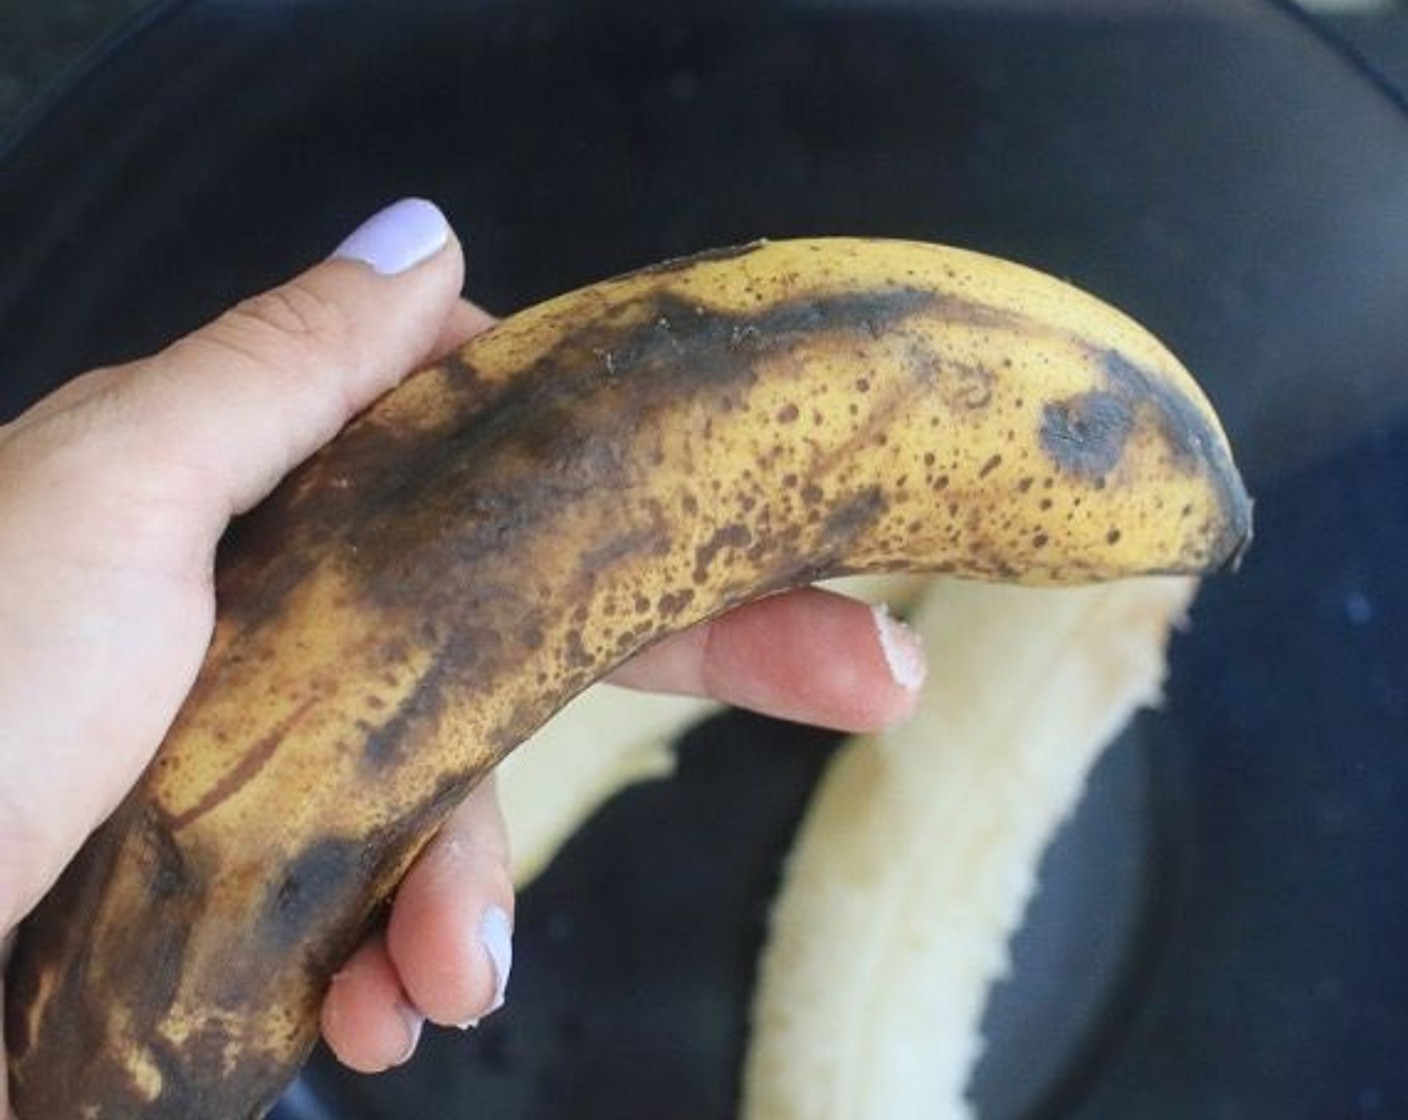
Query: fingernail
[[872, 604, 926, 691], [395, 1001, 425, 1066], [332, 198, 450, 276], [479, 905, 513, 1014]]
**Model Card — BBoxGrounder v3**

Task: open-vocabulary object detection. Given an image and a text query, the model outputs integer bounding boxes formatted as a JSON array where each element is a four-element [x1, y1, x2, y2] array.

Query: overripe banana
[[742, 576, 1195, 1119], [5, 238, 1250, 1118]]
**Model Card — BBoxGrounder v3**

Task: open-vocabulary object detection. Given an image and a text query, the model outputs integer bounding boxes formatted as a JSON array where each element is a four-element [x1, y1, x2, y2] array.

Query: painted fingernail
[[395, 1001, 425, 1066], [479, 905, 513, 1014], [332, 198, 450, 276], [872, 604, 926, 691]]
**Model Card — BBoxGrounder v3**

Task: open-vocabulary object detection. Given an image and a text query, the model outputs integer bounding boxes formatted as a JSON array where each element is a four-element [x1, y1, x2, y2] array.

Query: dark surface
[[2, 1, 1407, 1118], [0, 0, 155, 133], [4, 2, 1408, 138]]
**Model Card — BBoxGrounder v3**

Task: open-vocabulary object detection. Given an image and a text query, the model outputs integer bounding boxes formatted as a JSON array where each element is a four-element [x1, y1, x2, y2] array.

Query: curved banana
[[742, 575, 1196, 1120], [5, 238, 1251, 1118]]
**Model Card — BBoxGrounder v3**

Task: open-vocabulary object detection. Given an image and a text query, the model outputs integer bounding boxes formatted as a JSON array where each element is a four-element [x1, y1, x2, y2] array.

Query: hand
[[0, 200, 926, 1098]]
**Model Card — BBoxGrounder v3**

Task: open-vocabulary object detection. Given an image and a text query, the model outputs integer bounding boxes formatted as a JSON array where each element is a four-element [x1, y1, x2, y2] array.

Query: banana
[[4, 237, 1250, 1119], [742, 576, 1195, 1120]]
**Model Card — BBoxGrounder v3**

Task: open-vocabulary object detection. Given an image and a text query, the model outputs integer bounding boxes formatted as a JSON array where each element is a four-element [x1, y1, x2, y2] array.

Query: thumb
[[0, 200, 469, 931], [113, 197, 466, 531]]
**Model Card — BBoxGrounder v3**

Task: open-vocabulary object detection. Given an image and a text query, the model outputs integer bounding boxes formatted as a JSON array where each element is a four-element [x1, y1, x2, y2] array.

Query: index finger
[[608, 586, 925, 733]]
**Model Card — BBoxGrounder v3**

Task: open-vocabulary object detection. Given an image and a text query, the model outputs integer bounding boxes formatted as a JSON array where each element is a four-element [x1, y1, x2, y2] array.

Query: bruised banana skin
[[6, 238, 1251, 1118]]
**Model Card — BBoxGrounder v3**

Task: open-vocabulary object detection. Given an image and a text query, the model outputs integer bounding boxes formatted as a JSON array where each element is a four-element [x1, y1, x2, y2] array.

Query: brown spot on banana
[[5, 238, 1252, 1118]]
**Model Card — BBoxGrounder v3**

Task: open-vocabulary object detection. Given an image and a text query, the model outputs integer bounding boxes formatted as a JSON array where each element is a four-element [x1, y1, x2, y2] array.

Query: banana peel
[[6, 238, 1250, 1118]]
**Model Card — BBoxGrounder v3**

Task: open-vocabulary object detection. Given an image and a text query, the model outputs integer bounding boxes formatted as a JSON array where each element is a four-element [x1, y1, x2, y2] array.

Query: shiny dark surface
[[2, 1, 1406, 1117]]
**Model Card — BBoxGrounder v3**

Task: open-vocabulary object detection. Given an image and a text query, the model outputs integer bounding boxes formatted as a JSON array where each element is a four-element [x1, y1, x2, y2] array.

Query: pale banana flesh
[[742, 576, 1196, 1120], [5, 238, 1250, 1118]]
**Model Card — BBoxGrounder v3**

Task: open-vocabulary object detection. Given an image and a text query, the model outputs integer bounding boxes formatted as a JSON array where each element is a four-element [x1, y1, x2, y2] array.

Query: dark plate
[[2, 1, 1406, 1117]]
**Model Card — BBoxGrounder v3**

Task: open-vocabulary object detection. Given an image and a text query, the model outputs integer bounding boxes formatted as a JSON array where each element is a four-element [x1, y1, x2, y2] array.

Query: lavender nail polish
[[332, 198, 450, 276], [479, 905, 513, 1014]]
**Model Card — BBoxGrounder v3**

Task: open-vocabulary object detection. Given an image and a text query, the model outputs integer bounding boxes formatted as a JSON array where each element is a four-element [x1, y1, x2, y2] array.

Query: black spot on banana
[[4, 238, 1252, 1118]]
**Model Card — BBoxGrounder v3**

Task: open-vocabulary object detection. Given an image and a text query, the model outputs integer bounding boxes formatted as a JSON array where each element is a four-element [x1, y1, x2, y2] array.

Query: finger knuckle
[[242, 281, 351, 343], [199, 280, 355, 374]]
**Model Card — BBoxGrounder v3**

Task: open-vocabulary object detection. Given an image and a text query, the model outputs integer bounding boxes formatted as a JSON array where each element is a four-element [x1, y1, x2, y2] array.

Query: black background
[[2, 2, 1406, 1118]]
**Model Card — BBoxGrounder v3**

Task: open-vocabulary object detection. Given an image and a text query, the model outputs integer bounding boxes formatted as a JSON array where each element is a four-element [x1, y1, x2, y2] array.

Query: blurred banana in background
[[742, 575, 1195, 1119]]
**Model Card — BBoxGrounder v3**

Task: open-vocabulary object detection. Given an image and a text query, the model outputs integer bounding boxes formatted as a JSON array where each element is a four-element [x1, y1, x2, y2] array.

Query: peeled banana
[[742, 576, 1196, 1119], [5, 238, 1250, 1118]]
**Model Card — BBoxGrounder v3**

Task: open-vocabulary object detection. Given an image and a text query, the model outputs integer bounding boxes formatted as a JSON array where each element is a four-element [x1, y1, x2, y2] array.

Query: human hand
[[0, 200, 926, 1100]]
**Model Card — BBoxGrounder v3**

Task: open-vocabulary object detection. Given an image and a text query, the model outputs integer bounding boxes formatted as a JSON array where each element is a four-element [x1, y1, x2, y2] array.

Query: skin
[[0, 219, 924, 1115]]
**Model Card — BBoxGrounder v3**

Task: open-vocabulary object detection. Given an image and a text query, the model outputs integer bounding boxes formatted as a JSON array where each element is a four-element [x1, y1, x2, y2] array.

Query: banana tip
[[1218, 496, 1255, 574]]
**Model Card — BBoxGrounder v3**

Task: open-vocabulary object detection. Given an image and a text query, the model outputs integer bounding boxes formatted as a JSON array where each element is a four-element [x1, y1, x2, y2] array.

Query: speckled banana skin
[[6, 238, 1250, 1119]]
